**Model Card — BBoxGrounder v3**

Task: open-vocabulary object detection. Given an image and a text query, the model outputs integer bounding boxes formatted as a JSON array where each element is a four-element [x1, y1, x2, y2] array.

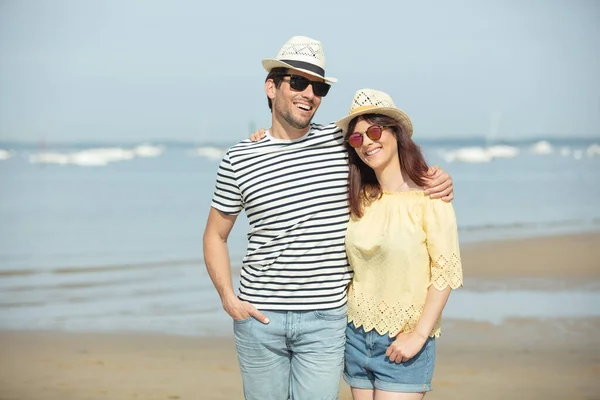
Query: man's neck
[[269, 119, 311, 141]]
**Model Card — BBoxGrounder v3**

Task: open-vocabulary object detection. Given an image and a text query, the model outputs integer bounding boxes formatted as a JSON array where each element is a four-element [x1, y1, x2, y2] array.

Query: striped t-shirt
[[210, 123, 353, 311]]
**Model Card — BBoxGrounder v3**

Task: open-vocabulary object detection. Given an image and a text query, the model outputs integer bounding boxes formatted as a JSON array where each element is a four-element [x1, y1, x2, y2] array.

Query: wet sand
[[1, 318, 599, 400], [461, 232, 600, 280], [1, 233, 599, 400]]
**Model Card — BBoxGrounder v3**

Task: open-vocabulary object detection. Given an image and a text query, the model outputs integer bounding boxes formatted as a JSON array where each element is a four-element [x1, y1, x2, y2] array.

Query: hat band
[[280, 59, 325, 78], [349, 105, 377, 115]]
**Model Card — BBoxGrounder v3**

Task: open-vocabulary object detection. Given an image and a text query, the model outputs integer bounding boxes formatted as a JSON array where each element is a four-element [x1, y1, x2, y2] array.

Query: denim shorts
[[344, 322, 436, 393]]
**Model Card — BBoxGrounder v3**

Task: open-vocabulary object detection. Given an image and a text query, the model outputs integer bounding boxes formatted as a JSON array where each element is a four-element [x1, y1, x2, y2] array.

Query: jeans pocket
[[314, 304, 348, 321], [233, 316, 253, 324]]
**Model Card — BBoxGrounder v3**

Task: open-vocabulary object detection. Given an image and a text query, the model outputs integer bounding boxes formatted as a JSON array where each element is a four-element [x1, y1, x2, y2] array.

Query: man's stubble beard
[[274, 98, 315, 130]]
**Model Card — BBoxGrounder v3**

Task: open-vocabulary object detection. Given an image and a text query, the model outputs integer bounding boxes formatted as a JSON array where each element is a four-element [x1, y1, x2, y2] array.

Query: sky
[[0, 0, 599, 144]]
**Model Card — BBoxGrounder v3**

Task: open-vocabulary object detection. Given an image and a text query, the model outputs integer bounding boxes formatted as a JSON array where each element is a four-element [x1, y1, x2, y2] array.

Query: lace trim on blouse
[[430, 253, 463, 291], [348, 290, 442, 338]]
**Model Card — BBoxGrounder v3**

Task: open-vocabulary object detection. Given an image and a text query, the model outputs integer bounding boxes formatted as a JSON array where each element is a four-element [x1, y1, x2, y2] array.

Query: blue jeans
[[233, 304, 347, 400]]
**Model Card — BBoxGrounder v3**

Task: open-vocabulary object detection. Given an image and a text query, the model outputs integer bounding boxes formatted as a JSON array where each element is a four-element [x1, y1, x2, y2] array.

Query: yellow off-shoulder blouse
[[345, 190, 463, 338]]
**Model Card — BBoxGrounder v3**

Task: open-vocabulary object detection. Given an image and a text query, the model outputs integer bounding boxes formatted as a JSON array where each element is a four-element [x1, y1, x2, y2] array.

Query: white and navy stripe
[[211, 123, 352, 311]]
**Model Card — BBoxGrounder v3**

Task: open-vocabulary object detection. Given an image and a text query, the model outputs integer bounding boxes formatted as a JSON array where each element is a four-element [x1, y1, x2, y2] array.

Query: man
[[203, 36, 453, 400]]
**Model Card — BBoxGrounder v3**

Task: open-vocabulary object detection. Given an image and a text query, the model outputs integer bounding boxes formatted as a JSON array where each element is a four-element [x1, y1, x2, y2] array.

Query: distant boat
[[484, 111, 519, 159], [443, 111, 518, 163]]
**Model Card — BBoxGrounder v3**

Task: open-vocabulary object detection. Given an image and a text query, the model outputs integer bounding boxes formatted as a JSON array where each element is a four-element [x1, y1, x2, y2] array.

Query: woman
[[335, 89, 463, 399]]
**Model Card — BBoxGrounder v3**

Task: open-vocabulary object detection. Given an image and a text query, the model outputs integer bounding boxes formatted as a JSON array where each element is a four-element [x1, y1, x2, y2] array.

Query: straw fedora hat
[[262, 36, 337, 83], [335, 89, 413, 136]]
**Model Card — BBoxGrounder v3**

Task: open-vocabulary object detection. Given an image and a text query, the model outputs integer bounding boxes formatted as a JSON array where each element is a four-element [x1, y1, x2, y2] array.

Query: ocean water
[[0, 138, 599, 336]]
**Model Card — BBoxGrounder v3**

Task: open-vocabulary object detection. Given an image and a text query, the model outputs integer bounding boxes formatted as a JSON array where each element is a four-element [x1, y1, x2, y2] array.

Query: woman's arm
[[386, 199, 463, 363], [385, 286, 451, 363], [414, 285, 451, 339]]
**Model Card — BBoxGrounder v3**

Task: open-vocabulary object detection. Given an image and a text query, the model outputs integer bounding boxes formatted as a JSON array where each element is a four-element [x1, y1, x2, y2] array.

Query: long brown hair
[[344, 114, 429, 218]]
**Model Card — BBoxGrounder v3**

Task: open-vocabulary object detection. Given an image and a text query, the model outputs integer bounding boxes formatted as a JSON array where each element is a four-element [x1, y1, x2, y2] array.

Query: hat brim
[[262, 59, 337, 83], [335, 107, 414, 137]]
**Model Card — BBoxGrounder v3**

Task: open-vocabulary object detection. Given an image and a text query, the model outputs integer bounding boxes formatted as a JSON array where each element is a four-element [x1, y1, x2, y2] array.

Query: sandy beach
[[1, 233, 599, 400]]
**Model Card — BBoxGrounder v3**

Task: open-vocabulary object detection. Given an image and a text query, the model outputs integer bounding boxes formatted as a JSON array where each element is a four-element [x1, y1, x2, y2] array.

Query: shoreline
[[1, 230, 598, 277]]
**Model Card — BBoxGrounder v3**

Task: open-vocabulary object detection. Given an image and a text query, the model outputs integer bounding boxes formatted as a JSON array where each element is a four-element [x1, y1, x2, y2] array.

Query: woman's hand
[[385, 331, 428, 363], [250, 128, 267, 142]]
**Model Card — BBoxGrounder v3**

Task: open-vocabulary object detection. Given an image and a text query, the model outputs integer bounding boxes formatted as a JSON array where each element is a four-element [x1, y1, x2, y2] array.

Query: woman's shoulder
[[381, 189, 455, 216], [376, 190, 428, 216]]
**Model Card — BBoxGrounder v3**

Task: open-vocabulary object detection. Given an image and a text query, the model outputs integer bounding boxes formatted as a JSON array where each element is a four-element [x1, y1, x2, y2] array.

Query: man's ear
[[265, 79, 276, 101]]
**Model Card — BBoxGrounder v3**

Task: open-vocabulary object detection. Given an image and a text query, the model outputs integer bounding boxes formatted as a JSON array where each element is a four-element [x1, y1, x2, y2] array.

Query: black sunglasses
[[278, 74, 331, 97]]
